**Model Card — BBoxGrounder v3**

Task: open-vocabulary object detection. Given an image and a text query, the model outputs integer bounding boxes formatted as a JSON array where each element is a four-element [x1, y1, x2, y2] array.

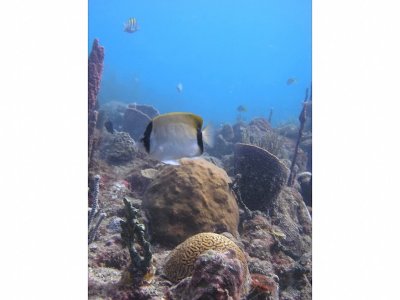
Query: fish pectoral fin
[[161, 160, 181, 166]]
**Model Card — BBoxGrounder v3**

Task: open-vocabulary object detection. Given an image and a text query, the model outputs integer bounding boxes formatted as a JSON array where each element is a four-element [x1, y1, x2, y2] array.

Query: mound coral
[[163, 232, 248, 283], [143, 158, 239, 246], [100, 132, 137, 164]]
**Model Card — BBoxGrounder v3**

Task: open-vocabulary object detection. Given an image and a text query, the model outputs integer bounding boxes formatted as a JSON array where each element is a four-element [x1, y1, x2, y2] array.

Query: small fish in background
[[236, 105, 247, 113], [236, 105, 248, 123], [124, 17, 140, 33], [286, 77, 297, 85], [176, 82, 183, 93], [104, 120, 115, 134], [140, 112, 214, 165]]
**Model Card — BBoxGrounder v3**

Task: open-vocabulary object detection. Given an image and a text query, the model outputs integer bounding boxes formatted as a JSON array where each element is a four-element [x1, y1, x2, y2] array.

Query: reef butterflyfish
[[140, 112, 214, 165], [124, 17, 139, 33]]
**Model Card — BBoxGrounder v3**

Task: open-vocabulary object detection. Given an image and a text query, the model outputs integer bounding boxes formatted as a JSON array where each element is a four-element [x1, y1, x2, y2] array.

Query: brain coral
[[142, 158, 239, 246], [163, 232, 248, 283]]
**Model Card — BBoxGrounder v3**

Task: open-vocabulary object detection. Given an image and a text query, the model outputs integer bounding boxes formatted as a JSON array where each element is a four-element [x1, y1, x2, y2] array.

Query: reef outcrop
[[142, 158, 240, 246]]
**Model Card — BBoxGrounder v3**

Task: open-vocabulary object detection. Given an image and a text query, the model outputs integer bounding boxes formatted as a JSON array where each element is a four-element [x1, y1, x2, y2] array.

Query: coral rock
[[100, 132, 137, 164], [248, 273, 279, 300], [167, 249, 248, 300], [271, 187, 312, 259], [234, 143, 289, 211], [143, 158, 240, 246]]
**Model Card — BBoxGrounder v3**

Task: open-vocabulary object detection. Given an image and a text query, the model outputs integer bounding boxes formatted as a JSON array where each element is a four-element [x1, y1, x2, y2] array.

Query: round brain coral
[[163, 232, 248, 283]]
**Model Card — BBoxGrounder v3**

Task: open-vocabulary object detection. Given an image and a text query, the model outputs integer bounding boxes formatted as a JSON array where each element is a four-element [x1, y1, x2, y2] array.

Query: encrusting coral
[[163, 232, 248, 284]]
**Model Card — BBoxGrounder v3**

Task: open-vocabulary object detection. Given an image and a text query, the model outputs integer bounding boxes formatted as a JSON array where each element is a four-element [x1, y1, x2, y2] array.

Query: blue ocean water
[[89, 0, 311, 126]]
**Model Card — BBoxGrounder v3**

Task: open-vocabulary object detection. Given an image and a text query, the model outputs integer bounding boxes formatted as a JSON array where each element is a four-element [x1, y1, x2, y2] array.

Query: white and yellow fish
[[124, 17, 139, 33], [140, 112, 214, 165]]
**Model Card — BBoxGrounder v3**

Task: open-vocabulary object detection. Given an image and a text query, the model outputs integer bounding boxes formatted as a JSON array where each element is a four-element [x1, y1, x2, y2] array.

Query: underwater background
[[88, 1, 312, 299], [89, 0, 311, 126]]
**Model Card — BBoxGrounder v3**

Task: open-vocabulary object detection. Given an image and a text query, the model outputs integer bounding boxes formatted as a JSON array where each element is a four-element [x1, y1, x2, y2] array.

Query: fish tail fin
[[202, 124, 215, 148]]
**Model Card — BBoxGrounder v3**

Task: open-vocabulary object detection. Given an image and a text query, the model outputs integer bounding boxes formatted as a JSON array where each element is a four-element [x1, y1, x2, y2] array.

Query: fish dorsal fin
[[153, 112, 203, 129]]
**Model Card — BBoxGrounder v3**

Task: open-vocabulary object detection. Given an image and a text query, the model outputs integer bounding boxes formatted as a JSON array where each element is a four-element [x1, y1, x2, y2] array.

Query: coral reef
[[143, 158, 239, 246], [87, 99, 312, 299], [163, 232, 248, 284], [100, 131, 137, 164], [88, 39, 104, 164], [98, 101, 128, 132], [240, 118, 284, 157], [270, 187, 311, 259], [240, 207, 311, 300], [234, 143, 289, 211], [167, 250, 247, 300]]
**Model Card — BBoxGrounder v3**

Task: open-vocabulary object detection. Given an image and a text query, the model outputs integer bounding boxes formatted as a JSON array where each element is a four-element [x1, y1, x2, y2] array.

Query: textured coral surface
[[143, 158, 240, 246], [234, 143, 289, 210], [167, 249, 246, 300], [163, 232, 248, 283]]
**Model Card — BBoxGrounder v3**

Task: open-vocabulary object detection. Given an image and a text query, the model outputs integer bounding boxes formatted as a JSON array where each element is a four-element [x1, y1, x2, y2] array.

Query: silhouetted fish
[[104, 120, 115, 134], [286, 78, 297, 85]]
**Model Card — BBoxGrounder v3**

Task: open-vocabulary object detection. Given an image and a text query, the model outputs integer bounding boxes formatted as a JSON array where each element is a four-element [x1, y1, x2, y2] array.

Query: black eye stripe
[[142, 121, 153, 153], [197, 125, 203, 153]]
